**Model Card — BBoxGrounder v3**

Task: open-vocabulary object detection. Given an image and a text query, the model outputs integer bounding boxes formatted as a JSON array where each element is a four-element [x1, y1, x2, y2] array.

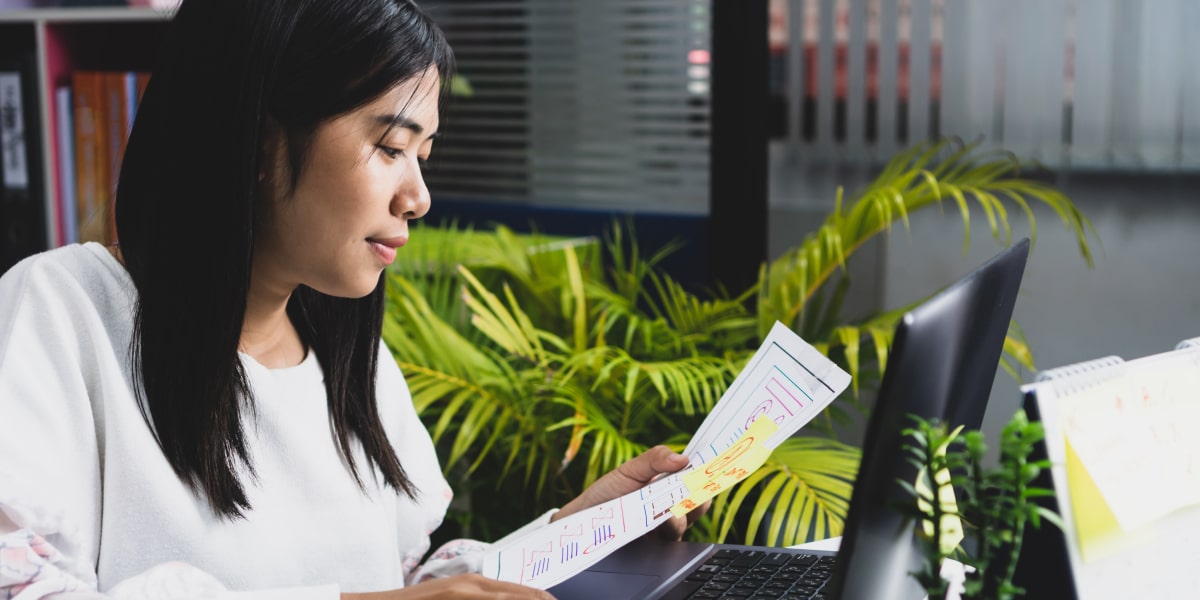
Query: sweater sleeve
[[407, 509, 559, 585], [0, 517, 338, 600], [0, 256, 107, 599], [0, 255, 339, 600]]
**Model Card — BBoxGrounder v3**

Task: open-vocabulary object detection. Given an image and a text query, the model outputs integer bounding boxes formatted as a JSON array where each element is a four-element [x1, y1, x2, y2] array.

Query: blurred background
[[412, 0, 1200, 448], [3, 0, 1198, 451]]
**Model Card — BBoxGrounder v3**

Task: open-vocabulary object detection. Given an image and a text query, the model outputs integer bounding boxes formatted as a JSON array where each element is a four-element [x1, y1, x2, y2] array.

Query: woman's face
[[255, 68, 440, 300]]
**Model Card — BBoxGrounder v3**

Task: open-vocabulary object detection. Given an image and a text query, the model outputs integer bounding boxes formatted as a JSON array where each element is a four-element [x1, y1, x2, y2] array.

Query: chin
[[316, 274, 386, 300], [347, 280, 385, 299]]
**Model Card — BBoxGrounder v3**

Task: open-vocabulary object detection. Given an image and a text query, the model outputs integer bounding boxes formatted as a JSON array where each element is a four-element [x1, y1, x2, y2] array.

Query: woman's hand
[[341, 574, 554, 599], [552, 445, 711, 541]]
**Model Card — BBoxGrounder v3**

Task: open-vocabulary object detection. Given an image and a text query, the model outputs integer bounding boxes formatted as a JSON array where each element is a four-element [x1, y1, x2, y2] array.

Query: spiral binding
[[1032, 355, 1126, 395]]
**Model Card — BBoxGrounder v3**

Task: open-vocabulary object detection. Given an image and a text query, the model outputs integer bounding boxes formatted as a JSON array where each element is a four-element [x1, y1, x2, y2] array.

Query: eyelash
[[377, 145, 403, 159], [376, 145, 431, 171]]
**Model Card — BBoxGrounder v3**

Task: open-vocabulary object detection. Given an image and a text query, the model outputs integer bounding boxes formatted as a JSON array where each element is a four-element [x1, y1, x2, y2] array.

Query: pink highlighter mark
[[767, 376, 806, 413]]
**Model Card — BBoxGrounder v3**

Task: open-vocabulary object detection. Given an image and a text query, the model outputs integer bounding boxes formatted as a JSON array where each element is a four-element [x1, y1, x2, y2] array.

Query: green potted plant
[[899, 410, 1064, 599], [382, 137, 1096, 546]]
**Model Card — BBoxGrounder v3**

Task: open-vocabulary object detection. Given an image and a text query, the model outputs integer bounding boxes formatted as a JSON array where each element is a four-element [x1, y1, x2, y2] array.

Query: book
[[69, 70, 149, 246], [102, 71, 136, 245], [73, 70, 108, 245], [0, 54, 46, 273], [56, 85, 78, 245], [1021, 339, 1200, 598]]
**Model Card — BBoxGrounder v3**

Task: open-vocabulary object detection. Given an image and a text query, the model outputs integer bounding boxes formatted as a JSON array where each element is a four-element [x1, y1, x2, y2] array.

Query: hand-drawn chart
[[685, 323, 851, 465], [639, 472, 691, 524], [482, 321, 852, 590], [487, 497, 639, 589]]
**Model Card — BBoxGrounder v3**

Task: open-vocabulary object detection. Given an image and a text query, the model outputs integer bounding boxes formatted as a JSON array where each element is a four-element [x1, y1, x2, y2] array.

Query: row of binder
[[0, 53, 45, 274]]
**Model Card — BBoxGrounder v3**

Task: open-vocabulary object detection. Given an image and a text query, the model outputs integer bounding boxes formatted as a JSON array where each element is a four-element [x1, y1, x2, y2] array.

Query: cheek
[[317, 160, 394, 210]]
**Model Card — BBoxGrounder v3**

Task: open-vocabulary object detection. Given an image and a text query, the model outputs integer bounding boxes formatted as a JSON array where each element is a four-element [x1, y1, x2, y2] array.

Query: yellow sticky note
[[670, 415, 778, 517], [1065, 437, 1124, 562]]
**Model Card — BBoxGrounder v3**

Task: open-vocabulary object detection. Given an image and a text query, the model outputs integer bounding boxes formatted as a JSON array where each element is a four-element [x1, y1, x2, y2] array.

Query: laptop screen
[[826, 238, 1030, 599], [545, 240, 1031, 600]]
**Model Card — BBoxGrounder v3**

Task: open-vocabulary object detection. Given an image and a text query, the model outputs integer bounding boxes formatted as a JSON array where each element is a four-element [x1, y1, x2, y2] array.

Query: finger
[[686, 500, 712, 527], [462, 574, 557, 599], [616, 445, 689, 484], [656, 514, 688, 541], [490, 581, 555, 599]]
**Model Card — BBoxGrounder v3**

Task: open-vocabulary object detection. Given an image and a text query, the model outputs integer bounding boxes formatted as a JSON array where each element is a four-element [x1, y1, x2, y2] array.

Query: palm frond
[[709, 437, 860, 545], [457, 265, 552, 364], [760, 138, 1096, 340], [381, 144, 1098, 547], [548, 392, 649, 486]]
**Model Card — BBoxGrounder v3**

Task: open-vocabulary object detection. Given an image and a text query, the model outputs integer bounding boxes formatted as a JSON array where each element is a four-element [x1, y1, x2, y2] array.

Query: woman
[[0, 0, 702, 598]]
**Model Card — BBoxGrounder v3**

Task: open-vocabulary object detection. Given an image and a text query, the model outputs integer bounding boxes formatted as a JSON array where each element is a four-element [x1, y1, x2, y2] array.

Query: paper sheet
[[1059, 361, 1200, 540], [1028, 347, 1200, 599], [480, 321, 851, 589]]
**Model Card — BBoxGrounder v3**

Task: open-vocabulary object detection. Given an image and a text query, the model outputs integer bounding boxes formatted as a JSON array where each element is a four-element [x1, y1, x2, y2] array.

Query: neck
[[242, 278, 306, 369]]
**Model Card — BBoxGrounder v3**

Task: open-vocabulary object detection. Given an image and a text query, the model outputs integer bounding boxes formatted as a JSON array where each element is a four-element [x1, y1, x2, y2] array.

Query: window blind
[[420, 0, 712, 215], [772, 0, 1200, 172]]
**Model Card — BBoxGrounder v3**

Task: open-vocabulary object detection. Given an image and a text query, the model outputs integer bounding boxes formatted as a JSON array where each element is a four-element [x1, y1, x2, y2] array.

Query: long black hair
[[115, 0, 454, 518]]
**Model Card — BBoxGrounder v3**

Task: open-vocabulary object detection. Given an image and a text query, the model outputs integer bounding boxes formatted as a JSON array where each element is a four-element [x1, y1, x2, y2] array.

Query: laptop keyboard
[[671, 549, 838, 599]]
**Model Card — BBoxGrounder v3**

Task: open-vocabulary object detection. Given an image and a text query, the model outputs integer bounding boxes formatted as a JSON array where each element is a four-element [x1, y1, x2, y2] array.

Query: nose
[[393, 160, 431, 220]]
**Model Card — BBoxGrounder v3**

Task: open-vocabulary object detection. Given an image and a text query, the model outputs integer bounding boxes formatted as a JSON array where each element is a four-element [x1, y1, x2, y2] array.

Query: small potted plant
[[898, 410, 1064, 599]]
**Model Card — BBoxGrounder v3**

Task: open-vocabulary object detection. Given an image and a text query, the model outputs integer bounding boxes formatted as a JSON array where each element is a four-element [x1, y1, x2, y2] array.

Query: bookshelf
[[0, 5, 172, 271]]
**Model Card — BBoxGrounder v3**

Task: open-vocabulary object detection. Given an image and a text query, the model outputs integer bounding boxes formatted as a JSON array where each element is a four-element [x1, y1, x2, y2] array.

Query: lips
[[368, 236, 407, 264]]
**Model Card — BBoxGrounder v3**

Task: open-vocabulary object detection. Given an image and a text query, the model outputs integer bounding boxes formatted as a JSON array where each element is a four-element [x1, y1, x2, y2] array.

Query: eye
[[418, 157, 431, 172], [377, 145, 403, 159]]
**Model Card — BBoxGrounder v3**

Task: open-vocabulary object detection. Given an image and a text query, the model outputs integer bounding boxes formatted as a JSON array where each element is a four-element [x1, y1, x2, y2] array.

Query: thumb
[[616, 445, 689, 484]]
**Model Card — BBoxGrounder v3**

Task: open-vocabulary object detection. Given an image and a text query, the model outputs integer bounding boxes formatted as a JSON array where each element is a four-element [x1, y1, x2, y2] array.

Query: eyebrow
[[375, 115, 440, 140]]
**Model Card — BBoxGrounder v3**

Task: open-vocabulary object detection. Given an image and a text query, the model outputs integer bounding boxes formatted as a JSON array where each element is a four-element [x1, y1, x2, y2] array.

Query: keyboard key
[[679, 549, 836, 600], [731, 551, 766, 567], [719, 589, 754, 598], [760, 552, 792, 566], [789, 555, 820, 567]]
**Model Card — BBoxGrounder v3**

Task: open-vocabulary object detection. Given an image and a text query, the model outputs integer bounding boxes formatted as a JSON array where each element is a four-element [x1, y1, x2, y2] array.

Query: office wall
[[880, 173, 1200, 455], [769, 155, 1200, 456]]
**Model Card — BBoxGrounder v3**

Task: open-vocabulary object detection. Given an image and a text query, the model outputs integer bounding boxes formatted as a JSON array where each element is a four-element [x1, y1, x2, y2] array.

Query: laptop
[[548, 238, 1031, 600]]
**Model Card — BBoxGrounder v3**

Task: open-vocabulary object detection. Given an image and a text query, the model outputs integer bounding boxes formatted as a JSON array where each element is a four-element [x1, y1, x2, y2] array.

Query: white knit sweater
[[0, 243, 550, 600]]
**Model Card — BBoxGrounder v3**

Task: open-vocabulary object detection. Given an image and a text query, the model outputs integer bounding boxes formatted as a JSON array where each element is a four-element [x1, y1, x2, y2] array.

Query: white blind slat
[[785, 0, 806, 145], [908, 0, 932, 146], [1183, 0, 1200, 168], [815, 0, 836, 152], [876, 0, 899, 156], [422, 0, 710, 213], [939, 0, 970, 143], [1068, 0, 1115, 168], [845, 0, 868, 158], [1108, 0, 1143, 168], [1001, 0, 1067, 166], [1136, 0, 1184, 168]]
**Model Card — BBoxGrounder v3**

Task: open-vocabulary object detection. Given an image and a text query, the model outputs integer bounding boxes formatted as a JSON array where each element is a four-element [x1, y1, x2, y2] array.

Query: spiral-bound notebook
[[1019, 337, 1200, 599]]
